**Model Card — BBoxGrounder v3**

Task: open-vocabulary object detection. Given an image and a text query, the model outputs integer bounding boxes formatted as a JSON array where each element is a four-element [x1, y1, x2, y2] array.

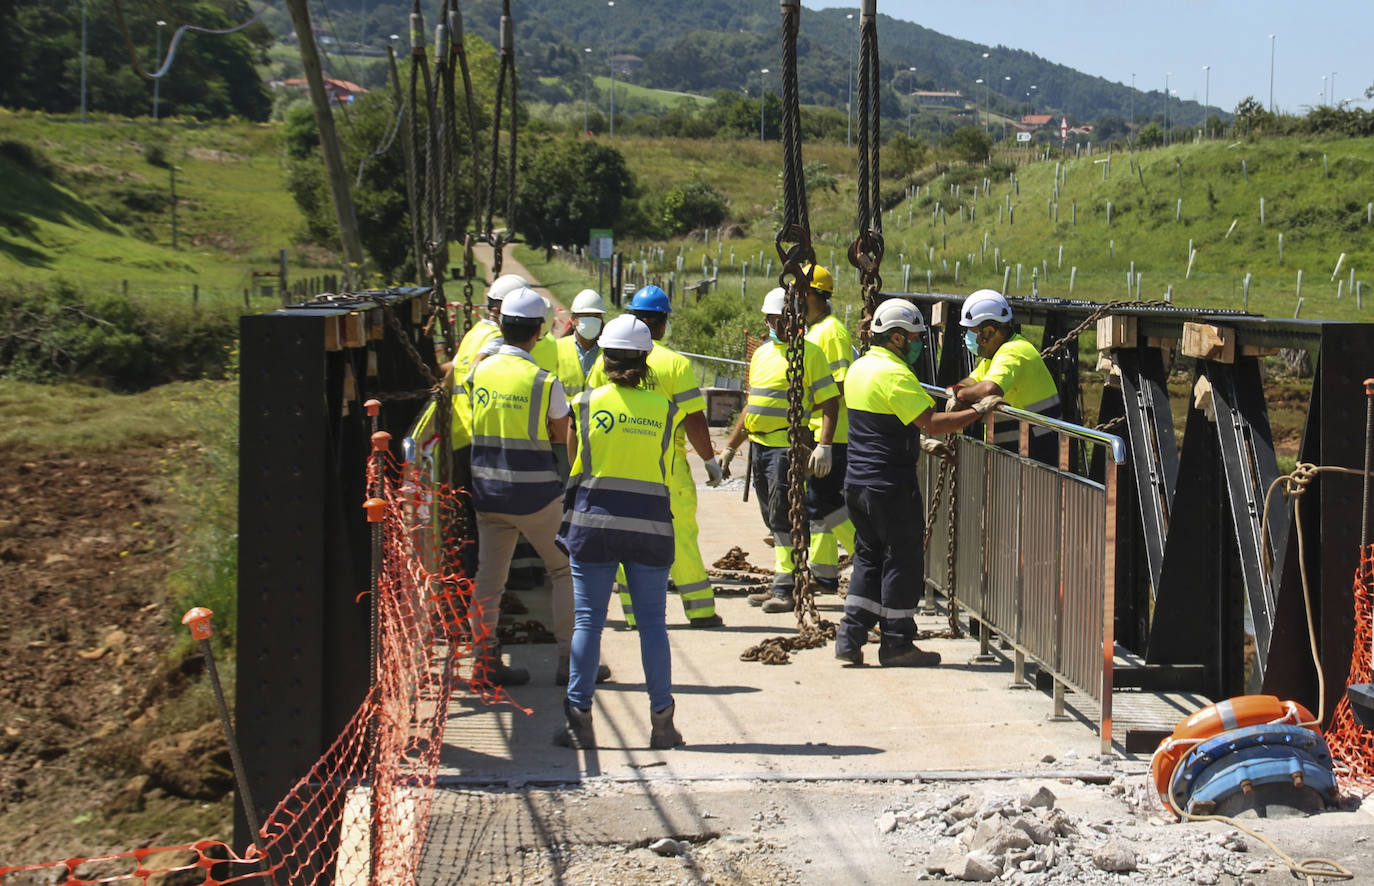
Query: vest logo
[[474, 388, 490, 407], [592, 410, 616, 432]]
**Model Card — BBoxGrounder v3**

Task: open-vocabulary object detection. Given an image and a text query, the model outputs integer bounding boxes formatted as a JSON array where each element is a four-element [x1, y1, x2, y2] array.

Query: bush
[[0, 279, 236, 389], [660, 173, 729, 235]]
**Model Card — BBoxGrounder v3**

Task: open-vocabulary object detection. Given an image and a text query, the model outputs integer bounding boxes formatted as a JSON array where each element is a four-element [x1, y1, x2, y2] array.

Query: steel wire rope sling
[[741, 0, 830, 665], [480, 0, 521, 283]]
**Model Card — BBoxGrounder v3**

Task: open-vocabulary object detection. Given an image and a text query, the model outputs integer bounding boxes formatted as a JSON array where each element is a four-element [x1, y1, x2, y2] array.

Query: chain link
[[1040, 299, 1171, 359]]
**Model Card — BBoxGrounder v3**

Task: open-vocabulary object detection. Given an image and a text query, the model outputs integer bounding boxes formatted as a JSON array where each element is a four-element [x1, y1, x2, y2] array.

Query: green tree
[[660, 173, 729, 235], [947, 126, 992, 164], [1135, 122, 1164, 148], [514, 137, 635, 259], [886, 133, 929, 176]]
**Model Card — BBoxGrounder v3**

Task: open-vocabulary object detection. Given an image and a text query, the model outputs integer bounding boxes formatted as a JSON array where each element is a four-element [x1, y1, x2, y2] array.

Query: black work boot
[[834, 642, 864, 665], [553, 699, 596, 749], [555, 655, 612, 686], [478, 643, 530, 686], [878, 644, 941, 668], [649, 702, 684, 749]]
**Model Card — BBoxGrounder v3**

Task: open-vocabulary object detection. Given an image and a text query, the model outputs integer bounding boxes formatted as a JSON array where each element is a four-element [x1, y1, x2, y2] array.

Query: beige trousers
[[472, 497, 572, 655]]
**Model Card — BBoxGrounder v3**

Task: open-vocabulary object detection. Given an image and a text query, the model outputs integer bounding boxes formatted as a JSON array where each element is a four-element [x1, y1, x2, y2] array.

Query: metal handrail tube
[[675, 350, 748, 367], [918, 382, 1127, 464]]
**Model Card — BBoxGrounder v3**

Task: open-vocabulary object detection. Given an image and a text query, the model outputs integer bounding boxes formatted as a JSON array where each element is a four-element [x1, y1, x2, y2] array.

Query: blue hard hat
[[628, 285, 671, 314]]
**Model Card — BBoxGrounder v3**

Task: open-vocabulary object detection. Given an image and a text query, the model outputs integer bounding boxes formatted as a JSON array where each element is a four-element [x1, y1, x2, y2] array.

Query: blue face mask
[[964, 329, 980, 355], [768, 327, 781, 343]]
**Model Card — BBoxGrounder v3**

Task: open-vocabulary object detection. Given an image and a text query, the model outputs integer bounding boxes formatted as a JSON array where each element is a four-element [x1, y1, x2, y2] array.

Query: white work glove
[[808, 444, 834, 478], [920, 436, 952, 460], [944, 386, 965, 412], [973, 394, 1006, 416], [719, 446, 737, 480], [703, 457, 724, 487]]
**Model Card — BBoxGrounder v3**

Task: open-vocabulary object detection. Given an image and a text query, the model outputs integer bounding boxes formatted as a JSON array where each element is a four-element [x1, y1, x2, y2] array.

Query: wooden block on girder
[[1239, 341, 1281, 357], [411, 296, 424, 324], [343, 313, 367, 348], [1147, 336, 1179, 349], [324, 316, 342, 351], [931, 301, 950, 327], [1193, 375, 1218, 422], [1095, 315, 1138, 350], [1181, 322, 1235, 363], [367, 309, 385, 341]]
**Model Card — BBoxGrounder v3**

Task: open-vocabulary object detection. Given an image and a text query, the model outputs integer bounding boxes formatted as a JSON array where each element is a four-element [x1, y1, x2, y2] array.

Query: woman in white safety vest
[[554, 315, 687, 751]]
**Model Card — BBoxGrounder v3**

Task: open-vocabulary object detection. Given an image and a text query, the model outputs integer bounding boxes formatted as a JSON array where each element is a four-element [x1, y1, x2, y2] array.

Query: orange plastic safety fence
[[3, 435, 519, 886], [1326, 544, 1374, 795]]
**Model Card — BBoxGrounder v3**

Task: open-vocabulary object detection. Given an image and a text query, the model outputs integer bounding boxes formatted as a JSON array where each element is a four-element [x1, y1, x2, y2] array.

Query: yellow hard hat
[[802, 263, 834, 294]]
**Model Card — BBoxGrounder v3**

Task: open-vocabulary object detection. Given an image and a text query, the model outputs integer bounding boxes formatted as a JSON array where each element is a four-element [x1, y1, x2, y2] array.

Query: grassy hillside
[[881, 138, 1374, 320], [0, 109, 306, 311]]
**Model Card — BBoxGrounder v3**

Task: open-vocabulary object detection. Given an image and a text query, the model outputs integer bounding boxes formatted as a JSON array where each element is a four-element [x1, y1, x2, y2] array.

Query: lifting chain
[[847, 0, 883, 348], [461, 235, 477, 335], [1040, 298, 1171, 360]]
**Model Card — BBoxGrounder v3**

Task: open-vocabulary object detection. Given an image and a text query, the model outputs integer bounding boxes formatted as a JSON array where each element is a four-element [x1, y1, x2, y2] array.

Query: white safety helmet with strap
[[871, 298, 926, 335], [570, 289, 606, 314], [761, 287, 787, 315], [486, 273, 529, 304], [959, 289, 1013, 328], [598, 314, 653, 352]]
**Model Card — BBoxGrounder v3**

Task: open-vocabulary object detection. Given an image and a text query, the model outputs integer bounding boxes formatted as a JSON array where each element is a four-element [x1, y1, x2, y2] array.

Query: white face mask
[[576, 316, 603, 340], [665, 320, 673, 339]]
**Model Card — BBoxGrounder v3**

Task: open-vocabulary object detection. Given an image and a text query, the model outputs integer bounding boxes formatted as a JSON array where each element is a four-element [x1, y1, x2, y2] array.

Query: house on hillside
[[610, 54, 643, 76], [279, 77, 369, 105], [913, 90, 964, 108], [1021, 114, 1052, 128]]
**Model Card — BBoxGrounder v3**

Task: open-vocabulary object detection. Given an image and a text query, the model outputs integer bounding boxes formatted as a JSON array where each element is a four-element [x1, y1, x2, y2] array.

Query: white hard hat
[[486, 273, 529, 303], [871, 298, 926, 335], [761, 287, 787, 315], [960, 289, 1013, 327], [500, 286, 546, 320], [571, 289, 606, 314], [541, 295, 555, 323], [598, 314, 653, 352]]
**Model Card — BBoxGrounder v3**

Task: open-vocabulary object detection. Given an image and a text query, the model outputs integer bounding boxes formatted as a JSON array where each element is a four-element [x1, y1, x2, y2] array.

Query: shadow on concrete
[[683, 741, 882, 756]]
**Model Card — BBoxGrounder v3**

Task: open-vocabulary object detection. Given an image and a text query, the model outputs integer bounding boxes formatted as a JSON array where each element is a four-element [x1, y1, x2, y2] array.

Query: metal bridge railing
[[677, 349, 749, 390], [919, 383, 1125, 755]]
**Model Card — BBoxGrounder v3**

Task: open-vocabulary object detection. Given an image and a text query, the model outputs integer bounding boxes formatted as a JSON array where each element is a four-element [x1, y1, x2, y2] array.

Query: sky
[[802, 0, 1373, 115]]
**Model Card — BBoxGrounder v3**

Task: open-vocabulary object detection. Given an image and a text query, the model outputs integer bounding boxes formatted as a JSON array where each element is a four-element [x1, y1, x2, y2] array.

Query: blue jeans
[[568, 559, 673, 712]]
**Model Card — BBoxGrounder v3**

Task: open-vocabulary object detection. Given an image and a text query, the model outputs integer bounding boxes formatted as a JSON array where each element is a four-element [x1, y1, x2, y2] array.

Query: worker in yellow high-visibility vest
[[553, 314, 686, 751], [798, 264, 858, 594], [554, 289, 607, 399], [720, 287, 840, 613], [585, 285, 726, 628], [946, 290, 1061, 466]]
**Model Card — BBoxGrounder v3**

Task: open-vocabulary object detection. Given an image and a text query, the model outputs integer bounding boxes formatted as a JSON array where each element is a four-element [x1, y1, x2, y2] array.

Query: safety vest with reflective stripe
[[468, 352, 562, 514], [453, 318, 501, 382], [744, 339, 839, 448], [555, 334, 597, 398], [530, 333, 559, 372], [558, 384, 680, 567], [805, 313, 852, 445], [970, 334, 1062, 443]]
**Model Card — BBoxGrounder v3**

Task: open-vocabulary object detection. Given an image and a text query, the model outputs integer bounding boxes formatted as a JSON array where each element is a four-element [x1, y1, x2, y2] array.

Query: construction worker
[[720, 287, 840, 613], [554, 315, 685, 751], [450, 273, 527, 380], [947, 289, 1061, 465], [800, 264, 858, 594], [837, 299, 999, 667], [554, 289, 607, 398], [586, 285, 726, 628], [466, 285, 610, 687]]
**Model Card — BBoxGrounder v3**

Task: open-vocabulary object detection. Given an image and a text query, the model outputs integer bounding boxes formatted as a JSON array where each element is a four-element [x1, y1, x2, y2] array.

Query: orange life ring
[[1149, 694, 1318, 813]]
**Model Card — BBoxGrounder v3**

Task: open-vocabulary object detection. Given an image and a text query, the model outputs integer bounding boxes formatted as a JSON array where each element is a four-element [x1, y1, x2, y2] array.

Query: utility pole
[[608, 1, 616, 138], [1268, 34, 1276, 112], [846, 13, 855, 148], [284, 0, 365, 284], [80, 0, 87, 122], [170, 166, 179, 249]]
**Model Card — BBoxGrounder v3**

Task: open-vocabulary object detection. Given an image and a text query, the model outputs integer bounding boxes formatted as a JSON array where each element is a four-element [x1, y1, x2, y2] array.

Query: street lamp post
[[759, 68, 770, 142], [1321, 75, 1327, 107], [607, 1, 615, 138], [846, 12, 855, 148], [583, 47, 592, 134], [1164, 72, 1171, 145], [1202, 65, 1210, 137], [153, 19, 166, 120], [906, 66, 916, 137], [1002, 75, 1012, 140], [981, 51, 990, 130], [1331, 72, 1337, 106], [1129, 73, 1135, 148], [975, 78, 984, 129], [1268, 34, 1276, 112]]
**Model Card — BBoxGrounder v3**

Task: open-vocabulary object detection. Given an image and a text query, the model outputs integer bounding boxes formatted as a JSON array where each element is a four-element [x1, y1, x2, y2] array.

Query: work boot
[[553, 699, 596, 749], [747, 590, 773, 607], [649, 702, 684, 749], [555, 655, 612, 686], [761, 594, 795, 614], [478, 644, 530, 686], [878, 644, 942, 668], [834, 643, 863, 666], [689, 614, 725, 628]]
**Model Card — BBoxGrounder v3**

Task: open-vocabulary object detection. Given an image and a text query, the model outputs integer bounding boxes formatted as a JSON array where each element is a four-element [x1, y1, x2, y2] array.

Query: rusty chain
[[1040, 299, 1171, 359]]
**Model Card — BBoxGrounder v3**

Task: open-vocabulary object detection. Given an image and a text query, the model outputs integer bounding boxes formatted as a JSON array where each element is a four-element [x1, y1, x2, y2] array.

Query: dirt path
[[470, 241, 573, 332]]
